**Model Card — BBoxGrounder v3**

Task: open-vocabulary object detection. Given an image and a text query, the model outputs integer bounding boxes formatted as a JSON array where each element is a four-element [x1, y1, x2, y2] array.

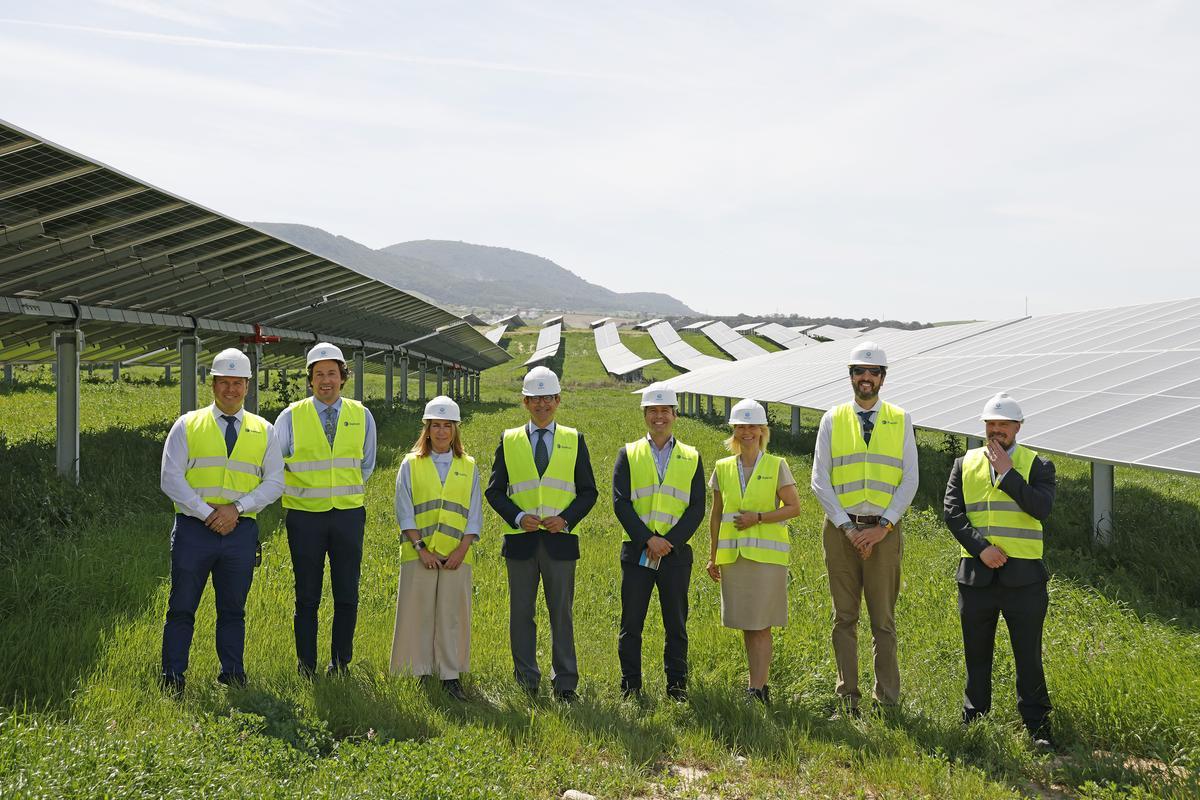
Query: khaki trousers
[[389, 560, 472, 679], [822, 517, 902, 707]]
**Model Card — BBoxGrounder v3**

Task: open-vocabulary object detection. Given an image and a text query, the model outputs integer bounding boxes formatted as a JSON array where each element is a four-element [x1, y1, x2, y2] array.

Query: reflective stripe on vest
[[282, 398, 367, 511], [626, 438, 699, 538], [400, 452, 477, 564], [829, 401, 906, 515], [714, 454, 790, 566], [962, 444, 1043, 559], [177, 409, 269, 519], [501, 424, 579, 534]]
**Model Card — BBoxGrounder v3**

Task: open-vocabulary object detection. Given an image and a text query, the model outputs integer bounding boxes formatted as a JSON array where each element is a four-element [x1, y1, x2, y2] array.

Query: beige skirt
[[720, 556, 788, 630]]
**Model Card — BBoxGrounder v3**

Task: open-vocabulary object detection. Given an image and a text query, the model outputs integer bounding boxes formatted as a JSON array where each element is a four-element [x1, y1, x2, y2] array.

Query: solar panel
[[484, 324, 508, 344], [524, 323, 563, 366], [700, 321, 768, 360], [755, 322, 815, 349], [593, 321, 659, 377], [645, 321, 727, 372]]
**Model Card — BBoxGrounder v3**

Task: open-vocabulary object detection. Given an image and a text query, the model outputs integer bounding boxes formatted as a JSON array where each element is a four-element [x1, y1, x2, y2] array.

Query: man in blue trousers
[[159, 348, 284, 694]]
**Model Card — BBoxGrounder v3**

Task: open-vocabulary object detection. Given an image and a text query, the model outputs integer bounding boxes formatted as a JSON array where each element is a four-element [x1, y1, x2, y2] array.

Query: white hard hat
[[640, 383, 678, 408], [210, 347, 252, 378], [980, 392, 1024, 422], [306, 342, 346, 368], [729, 398, 768, 425], [522, 366, 561, 396], [423, 395, 461, 422], [848, 340, 888, 368]]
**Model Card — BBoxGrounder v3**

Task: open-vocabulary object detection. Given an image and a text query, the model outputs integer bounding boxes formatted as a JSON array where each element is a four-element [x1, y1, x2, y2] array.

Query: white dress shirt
[[810, 399, 919, 528], [394, 450, 484, 536], [160, 404, 285, 521]]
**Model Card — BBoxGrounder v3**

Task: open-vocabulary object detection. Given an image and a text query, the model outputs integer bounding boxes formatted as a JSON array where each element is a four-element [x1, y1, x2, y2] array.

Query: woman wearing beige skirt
[[390, 396, 482, 700], [706, 399, 801, 704]]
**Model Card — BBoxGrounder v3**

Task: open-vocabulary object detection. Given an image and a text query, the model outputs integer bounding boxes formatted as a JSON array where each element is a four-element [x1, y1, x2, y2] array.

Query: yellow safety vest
[[962, 444, 1043, 559], [714, 454, 790, 566], [282, 397, 367, 511], [399, 452, 477, 564], [829, 401, 906, 515], [177, 408, 269, 519], [626, 438, 699, 539], [501, 424, 579, 535]]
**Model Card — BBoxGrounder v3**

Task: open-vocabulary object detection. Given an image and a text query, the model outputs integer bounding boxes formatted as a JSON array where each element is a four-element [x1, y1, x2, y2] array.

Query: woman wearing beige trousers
[[390, 396, 482, 700], [706, 399, 801, 705]]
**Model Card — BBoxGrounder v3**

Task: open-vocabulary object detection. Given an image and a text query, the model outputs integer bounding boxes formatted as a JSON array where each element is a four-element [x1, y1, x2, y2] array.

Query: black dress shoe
[[745, 685, 770, 705], [1028, 726, 1057, 752], [666, 683, 688, 702], [619, 678, 641, 700], [442, 678, 468, 701], [518, 682, 540, 698], [159, 673, 185, 697], [217, 671, 248, 687], [553, 689, 580, 704], [297, 662, 317, 681], [325, 663, 350, 678]]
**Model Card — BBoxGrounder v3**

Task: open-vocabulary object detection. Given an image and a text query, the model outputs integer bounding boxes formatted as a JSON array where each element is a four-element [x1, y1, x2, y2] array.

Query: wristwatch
[[881, 519, 895, 533], [413, 539, 428, 551], [233, 500, 244, 515]]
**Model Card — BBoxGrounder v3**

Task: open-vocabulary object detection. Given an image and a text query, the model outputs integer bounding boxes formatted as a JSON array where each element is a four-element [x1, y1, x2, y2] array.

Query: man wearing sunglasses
[[485, 365, 598, 702], [810, 341, 918, 717]]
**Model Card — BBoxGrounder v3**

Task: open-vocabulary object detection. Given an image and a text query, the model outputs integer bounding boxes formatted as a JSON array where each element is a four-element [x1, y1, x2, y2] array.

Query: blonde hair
[[409, 419, 465, 458], [724, 424, 770, 455]]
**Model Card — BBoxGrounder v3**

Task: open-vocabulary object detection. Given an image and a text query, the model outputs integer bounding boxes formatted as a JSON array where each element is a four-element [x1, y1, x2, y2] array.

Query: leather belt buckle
[[849, 514, 880, 525]]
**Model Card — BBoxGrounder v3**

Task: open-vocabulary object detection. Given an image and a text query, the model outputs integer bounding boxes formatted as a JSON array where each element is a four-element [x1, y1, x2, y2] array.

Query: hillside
[[252, 223, 695, 317]]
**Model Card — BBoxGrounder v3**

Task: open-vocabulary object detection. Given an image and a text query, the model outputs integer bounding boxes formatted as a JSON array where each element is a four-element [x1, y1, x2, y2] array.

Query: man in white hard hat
[[274, 342, 377, 677], [611, 383, 706, 701], [810, 341, 918, 716], [944, 392, 1057, 749], [159, 347, 284, 694], [485, 365, 598, 702]]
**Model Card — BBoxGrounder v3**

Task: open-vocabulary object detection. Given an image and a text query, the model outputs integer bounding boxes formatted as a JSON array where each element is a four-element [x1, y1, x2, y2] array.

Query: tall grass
[[1, 331, 1197, 798]]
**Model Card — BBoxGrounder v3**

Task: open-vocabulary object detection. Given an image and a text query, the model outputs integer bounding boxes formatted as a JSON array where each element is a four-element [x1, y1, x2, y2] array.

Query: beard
[[853, 383, 879, 403]]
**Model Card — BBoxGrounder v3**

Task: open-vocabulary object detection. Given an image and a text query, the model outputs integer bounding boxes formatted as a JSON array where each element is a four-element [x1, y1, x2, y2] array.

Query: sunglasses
[[850, 366, 883, 377]]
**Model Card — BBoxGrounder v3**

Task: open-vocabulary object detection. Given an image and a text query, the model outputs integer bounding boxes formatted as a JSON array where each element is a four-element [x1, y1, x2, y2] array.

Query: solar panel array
[[592, 321, 659, 377], [635, 318, 664, 330], [524, 322, 563, 366], [542, 315, 564, 326], [657, 300, 1200, 475], [753, 322, 814, 350], [0, 118, 509, 374], [645, 321, 727, 372], [483, 323, 508, 344], [492, 313, 527, 328], [701, 321, 769, 360], [805, 324, 863, 341], [682, 320, 714, 330], [732, 322, 764, 332]]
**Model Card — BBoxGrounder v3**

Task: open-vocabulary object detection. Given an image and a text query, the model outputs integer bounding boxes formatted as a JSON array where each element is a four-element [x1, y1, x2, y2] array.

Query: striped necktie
[[858, 410, 874, 445]]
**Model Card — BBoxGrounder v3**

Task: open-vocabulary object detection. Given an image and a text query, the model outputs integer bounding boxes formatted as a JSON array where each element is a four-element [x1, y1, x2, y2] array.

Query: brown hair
[[307, 361, 349, 388], [409, 419, 465, 458]]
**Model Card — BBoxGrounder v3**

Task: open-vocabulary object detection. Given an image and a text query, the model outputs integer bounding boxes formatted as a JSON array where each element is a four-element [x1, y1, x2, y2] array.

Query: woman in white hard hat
[[706, 399, 801, 704], [390, 395, 483, 700]]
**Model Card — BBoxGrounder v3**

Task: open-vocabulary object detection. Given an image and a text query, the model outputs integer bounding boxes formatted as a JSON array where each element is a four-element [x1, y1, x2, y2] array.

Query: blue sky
[[1, 1, 1197, 322]]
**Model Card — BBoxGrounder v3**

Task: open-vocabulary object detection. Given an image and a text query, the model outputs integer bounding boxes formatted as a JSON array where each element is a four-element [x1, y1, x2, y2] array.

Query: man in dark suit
[[486, 366, 598, 702], [944, 392, 1057, 748]]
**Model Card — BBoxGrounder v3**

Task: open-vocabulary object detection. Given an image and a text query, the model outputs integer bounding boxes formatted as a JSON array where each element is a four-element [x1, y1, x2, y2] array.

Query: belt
[[846, 514, 881, 525]]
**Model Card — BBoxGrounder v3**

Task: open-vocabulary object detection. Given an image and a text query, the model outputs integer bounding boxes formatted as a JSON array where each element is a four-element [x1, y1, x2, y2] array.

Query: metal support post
[[54, 329, 83, 483], [164, 365, 171, 382], [474, 372, 481, 402], [112, 362, 121, 381], [724, 397, 732, 419], [400, 356, 409, 403], [353, 350, 365, 402], [384, 353, 395, 408], [418, 361, 427, 402], [1092, 462, 1114, 547], [178, 336, 200, 415], [791, 406, 800, 436], [245, 344, 261, 413], [436, 365, 444, 397], [707, 395, 714, 415], [966, 435, 984, 450], [3, 364, 12, 386]]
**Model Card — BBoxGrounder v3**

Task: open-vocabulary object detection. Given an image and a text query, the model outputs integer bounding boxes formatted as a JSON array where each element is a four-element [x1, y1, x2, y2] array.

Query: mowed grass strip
[[0, 330, 1197, 798]]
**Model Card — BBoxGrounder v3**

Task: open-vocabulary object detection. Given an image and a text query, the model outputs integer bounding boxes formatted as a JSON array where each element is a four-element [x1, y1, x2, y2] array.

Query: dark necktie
[[534, 428, 550, 476], [221, 414, 238, 456], [858, 410, 874, 446], [323, 407, 337, 446]]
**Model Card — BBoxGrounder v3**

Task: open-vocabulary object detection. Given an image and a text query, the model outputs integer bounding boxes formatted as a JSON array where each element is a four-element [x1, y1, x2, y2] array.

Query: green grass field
[[1, 330, 1198, 798]]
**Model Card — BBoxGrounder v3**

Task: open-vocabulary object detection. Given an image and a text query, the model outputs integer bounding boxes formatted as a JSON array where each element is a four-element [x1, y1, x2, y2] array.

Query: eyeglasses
[[850, 366, 883, 377], [527, 394, 559, 404]]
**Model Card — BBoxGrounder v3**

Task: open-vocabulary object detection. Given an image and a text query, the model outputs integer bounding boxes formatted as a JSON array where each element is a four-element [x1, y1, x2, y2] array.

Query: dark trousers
[[161, 514, 257, 678], [505, 541, 577, 692], [286, 507, 366, 671], [959, 579, 1052, 733], [618, 558, 690, 689]]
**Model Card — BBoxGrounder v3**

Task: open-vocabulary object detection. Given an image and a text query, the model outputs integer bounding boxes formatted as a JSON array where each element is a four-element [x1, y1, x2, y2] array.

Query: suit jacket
[[485, 427, 598, 561], [943, 449, 1056, 587], [612, 442, 706, 566]]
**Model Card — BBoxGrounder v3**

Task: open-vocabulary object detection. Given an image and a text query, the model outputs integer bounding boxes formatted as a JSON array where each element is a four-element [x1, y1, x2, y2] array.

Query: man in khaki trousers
[[810, 342, 918, 716]]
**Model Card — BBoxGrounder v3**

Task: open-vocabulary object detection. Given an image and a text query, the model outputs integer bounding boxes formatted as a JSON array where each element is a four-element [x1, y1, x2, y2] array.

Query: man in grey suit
[[944, 392, 1057, 749]]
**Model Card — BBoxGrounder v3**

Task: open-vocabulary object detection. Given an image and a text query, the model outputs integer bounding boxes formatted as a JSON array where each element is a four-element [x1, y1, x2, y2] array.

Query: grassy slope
[[1, 333, 1198, 799]]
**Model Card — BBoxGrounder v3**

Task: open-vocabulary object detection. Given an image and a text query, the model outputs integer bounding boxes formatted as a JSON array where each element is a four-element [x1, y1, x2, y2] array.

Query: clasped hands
[[519, 513, 568, 533], [416, 542, 471, 570], [848, 524, 889, 559], [204, 504, 240, 535]]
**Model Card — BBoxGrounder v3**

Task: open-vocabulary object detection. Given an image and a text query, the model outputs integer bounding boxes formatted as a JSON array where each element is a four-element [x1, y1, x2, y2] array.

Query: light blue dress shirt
[[274, 396, 377, 484]]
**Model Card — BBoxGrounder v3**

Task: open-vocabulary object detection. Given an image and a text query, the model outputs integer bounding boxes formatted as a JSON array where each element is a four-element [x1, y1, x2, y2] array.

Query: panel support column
[[399, 355, 409, 403], [112, 362, 121, 382], [384, 352, 395, 408], [436, 365, 444, 397], [3, 364, 12, 387], [245, 344, 261, 413], [418, 361, 427, 402], [791, 406, 800, 436], [724, 397, 732, 419], [1092, 462, 1114, 547], [54, 329, 83, 483], [353, 350, 365, 402], [707, 395, 714, 416], [178, 336, 200, 415]]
